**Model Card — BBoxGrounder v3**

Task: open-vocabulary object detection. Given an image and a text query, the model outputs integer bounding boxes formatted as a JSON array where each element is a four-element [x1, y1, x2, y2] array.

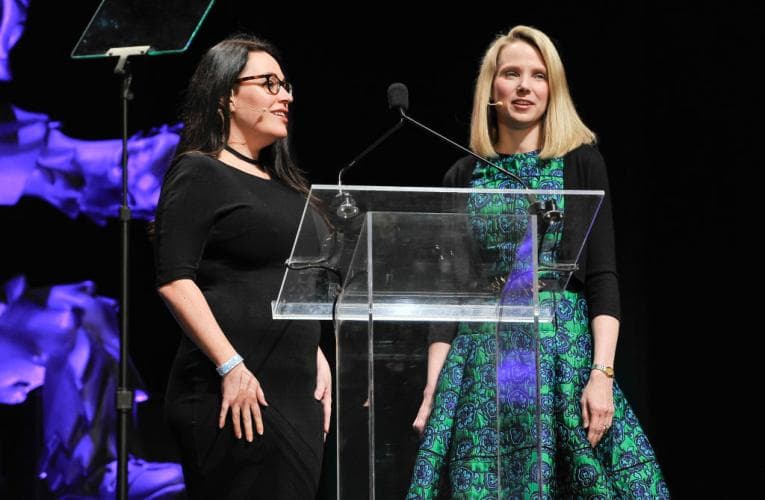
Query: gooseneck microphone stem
[[396, 109, 516, 183], [396, 108, 547, 215], [337, 118, 405, 190]]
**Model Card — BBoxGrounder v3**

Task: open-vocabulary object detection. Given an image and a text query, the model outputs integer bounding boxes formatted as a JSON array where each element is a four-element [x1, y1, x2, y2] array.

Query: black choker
[[225, 145, 260, 166]]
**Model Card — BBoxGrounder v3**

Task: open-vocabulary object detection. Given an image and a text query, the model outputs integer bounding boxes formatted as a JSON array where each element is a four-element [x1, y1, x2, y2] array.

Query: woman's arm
[[580, 314, 618, 447], [315, 347, 332, 440], [569, 146, 621, 447], [412, 341, 452, 436], [410, 158, 472, 435], [158, 279, 237, 365], [158, 278, 268, 441]]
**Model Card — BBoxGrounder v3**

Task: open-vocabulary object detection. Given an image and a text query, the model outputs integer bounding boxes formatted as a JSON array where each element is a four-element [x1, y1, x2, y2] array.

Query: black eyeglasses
[[236, 73, 292, 95]]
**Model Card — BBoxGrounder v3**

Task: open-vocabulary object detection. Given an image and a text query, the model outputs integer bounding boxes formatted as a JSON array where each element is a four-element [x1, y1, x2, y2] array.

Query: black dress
[[153, 153, 323, 499]]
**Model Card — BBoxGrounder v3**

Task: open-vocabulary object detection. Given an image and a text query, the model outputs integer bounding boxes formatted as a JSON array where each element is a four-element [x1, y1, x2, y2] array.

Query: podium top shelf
[[273, 185, 604, 323]]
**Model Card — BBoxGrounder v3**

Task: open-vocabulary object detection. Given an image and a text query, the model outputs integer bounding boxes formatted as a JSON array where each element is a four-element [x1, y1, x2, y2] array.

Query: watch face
[[592, 364, 614, 377]]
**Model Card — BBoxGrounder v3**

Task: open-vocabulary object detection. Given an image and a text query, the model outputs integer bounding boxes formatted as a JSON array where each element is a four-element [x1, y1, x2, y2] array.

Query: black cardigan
[[431, 144, 620, 343]]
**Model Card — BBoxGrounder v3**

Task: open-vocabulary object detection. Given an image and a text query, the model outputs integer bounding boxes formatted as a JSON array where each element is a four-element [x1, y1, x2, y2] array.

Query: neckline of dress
[[496, 149, 540, 159], [213, 156, 272, 181]]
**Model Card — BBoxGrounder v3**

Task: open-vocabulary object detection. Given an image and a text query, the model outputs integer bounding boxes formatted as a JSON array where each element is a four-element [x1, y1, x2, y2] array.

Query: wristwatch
[[591, 363, 614, 378]]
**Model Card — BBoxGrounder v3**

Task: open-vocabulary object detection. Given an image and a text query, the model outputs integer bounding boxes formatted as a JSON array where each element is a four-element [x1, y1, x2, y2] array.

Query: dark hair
[[176, 34, 309, 196]]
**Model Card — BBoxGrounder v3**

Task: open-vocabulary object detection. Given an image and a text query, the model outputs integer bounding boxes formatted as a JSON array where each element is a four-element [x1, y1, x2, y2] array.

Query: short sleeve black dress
[[153, 153, 322, 499]]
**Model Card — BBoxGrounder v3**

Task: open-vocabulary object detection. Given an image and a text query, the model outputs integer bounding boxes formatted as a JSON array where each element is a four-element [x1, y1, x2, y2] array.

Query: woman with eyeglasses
[[153, 34, 330, 498], [407, 26, 668, 498]]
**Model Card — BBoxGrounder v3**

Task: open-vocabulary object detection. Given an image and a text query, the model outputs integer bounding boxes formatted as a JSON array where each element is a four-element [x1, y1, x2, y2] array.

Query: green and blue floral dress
[[407, 151, 669, 499]]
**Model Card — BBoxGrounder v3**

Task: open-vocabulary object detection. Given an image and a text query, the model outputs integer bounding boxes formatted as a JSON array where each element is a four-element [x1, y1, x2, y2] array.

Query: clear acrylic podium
[[273, 185, 603, 498]]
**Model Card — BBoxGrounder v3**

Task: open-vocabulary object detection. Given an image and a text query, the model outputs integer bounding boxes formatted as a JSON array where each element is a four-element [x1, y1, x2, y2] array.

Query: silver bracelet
[[216, 353, 244, 377]]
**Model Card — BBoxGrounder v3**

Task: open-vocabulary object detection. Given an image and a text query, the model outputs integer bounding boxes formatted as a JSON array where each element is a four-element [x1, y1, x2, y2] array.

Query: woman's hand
[[412, 387, 435, 438], [412, 342, 451, 438], [219, 363, 268, 442], [315, 348, 332, 441], [580, 370, 614, 448]]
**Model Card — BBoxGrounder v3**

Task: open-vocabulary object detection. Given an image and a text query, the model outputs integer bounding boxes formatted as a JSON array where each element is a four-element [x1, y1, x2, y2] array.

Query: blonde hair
[[469, 25, 596, 159]]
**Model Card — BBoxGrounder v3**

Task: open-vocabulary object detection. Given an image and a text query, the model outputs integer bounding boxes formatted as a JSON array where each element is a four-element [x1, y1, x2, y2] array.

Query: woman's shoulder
[[563, 143, 610, 188], [159, 153, 234, 199], [442, 155, 477, 187], [164, 152, 227, 183], [564, 143, 604, 165], [169, 151, 220, 173]]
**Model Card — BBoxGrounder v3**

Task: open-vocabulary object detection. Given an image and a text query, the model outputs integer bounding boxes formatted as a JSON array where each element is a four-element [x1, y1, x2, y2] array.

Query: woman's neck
[[494, 124, 541, 155], [217, 142, 270, 180], [226, 128, 264, 159]]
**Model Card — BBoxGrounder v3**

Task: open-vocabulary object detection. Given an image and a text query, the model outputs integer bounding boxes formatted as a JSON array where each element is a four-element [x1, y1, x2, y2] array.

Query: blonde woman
[[408, 26, 668, 498]]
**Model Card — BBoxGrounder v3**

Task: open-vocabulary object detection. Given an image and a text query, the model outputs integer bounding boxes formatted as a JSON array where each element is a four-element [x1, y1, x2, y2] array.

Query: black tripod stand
[[111, 45, 148, 500], [71, 2, 215, 498]]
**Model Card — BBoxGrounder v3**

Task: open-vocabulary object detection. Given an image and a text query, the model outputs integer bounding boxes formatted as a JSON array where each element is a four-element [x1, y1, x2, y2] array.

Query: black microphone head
[[387, 83, 409, 112]]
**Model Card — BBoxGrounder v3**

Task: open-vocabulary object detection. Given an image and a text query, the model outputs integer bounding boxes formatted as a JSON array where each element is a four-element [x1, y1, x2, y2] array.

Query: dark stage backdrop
[[1, 1, 749, 497]]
